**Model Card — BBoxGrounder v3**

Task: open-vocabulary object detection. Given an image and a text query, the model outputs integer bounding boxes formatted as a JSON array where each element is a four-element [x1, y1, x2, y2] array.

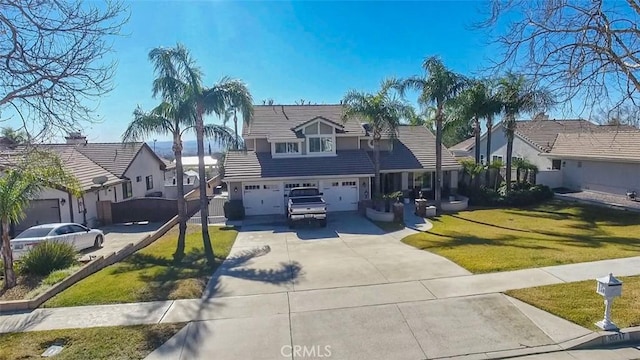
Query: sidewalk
[[2, 255, 639, 335]]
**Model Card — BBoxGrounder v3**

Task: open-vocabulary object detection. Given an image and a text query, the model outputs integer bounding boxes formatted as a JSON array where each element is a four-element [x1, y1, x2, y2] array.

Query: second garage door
[[243, 182, 283, 216], [17, 199, 61, 232], [322, 179, 358, 212]]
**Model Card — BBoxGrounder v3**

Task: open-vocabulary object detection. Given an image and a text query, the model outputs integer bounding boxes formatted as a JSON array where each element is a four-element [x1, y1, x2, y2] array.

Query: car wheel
[[94, 235, 104, 248]]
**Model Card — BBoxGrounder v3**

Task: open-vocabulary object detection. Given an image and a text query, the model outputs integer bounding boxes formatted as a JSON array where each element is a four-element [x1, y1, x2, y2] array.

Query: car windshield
[[15, 227, 55, 239]]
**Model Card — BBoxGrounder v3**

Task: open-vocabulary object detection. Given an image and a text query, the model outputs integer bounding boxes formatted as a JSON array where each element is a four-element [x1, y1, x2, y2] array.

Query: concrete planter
[[366, 207, 395, 222], [441, 195, 469, 212]]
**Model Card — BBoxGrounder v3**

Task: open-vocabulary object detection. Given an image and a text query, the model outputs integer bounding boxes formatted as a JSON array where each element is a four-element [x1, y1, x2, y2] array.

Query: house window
[[122, 182, 133, 199], [302, 182, 317, 187], [512, 156, 522, 162], [136, 176, 142, 182], [244, 185, 260, 190], [263, 184, 279, 190], [275, 142, 300, 154], [331, 182, 339, 187], [145, 175, 153, 190], [342, 181, 356, 186], [552, 160, 561, 170], [285, 183, 300, 189], [413, 172, 432, 189], [492, 155, 503, 162], [309, 137, 333, 153]]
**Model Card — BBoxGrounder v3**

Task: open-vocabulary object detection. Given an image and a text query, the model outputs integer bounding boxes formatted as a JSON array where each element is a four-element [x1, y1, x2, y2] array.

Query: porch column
[[401, 172, 409, 190], [450, 170, 458, 191]]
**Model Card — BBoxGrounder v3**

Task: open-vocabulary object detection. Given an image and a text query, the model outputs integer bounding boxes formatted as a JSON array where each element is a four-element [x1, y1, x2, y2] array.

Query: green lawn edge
[[45, 224, 238, 307]]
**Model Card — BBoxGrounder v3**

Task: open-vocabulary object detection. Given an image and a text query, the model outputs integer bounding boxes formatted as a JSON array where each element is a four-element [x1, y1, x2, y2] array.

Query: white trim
[[379, 166, 461, 173], [306, 134, 336, 156], [267, 136, 305, 142], [224, 174, 375, 182], [271, 141, 302, 158], [539, 153, 640, 163], [294, 117, 343, 132]]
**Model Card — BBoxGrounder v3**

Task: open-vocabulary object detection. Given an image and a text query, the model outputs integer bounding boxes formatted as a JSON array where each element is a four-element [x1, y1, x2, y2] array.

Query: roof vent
[[65, 132, 87, 145]]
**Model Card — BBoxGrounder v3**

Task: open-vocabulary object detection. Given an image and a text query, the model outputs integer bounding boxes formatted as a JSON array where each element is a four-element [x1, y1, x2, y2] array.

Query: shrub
[[20, 241, 77, 276], [223, 200, 245, 220], [460, 182, 554, 207]]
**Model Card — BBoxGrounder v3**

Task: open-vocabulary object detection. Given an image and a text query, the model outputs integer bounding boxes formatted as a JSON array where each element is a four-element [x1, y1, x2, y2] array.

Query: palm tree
[[1, 152, 79, 289], [223, 106, 249, 150], [497, 73, 554, 193], [150, 44, 252, 265], [122, 101, 192, 262], [342, 79, 412, 198], [483, 80, 504, 185], [397, 57, 466, 209], [451, 80, 488, 164]]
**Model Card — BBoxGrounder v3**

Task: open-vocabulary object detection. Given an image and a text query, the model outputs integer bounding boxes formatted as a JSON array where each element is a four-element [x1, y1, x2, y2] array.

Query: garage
[[242, 182, 284, 216], [321, 179, 359, 212], [17, 199, 61, 232]]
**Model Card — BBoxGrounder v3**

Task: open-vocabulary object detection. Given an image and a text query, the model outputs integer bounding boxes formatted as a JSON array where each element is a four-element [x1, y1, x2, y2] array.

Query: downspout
[[68, 192, 74, 223]]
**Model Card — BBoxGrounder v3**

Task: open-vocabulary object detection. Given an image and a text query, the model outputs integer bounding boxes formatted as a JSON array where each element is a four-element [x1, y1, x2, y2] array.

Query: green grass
[[0, 323, 185, 360], [507, 276, 640, 330], [45, 225, 237, 307], [401, 200, 640, 273]]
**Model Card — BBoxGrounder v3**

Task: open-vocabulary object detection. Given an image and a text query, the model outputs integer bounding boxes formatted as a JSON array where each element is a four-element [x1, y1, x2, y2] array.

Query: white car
[[10, 223, 104, 260]]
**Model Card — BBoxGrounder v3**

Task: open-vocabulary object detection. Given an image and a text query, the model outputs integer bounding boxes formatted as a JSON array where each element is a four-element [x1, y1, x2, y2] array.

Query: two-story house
[[223, 105, 461, 216], [2, 133, 167, 230]]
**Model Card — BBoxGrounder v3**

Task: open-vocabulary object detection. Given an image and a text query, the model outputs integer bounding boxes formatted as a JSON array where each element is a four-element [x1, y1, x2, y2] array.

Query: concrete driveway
[[144, 213, 591, 360], [79, 222, 162, 261]]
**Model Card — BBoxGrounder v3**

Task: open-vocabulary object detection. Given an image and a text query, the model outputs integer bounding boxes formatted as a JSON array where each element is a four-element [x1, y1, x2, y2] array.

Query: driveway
[[146, 214, 589, 360], [79, 222, 162, 261]]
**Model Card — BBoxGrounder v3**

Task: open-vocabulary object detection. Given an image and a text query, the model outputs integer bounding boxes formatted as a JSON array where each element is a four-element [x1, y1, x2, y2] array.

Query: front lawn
[[370, 220, 405, 233], [45, 225, 237, 307], [507, 276, 640, 330], [402, 201, 640, 273], [0, 323, 184, 360]]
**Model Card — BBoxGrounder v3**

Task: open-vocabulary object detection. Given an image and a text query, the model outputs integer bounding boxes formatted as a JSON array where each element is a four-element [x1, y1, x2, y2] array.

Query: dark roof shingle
[[224, 150, 375, 181]]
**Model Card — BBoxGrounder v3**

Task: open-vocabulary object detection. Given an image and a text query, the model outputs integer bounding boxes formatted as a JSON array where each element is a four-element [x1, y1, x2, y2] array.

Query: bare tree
[[594, 105, 640, 128], [0, 0, 127, 136], [479, 0, 640, 112]]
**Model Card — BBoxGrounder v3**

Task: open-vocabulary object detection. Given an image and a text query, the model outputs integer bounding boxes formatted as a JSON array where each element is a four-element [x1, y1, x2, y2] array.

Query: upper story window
[[303, 121, 335, 155], [275, 142, 299, 154]]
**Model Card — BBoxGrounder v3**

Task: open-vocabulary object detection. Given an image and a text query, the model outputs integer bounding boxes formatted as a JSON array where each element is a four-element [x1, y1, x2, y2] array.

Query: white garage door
[[322, 179, 358, 212], [17, 199, 61, 232], [243, 182, 283, 216]]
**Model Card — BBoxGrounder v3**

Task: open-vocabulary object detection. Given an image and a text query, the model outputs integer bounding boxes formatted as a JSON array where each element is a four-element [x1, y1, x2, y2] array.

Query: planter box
[[366, 207, 395, 222], [441, 195, 469, 212]]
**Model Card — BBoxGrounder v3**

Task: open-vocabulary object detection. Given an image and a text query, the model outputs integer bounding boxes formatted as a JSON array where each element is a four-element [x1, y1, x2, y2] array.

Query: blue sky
[[77, 1, 502, 142]]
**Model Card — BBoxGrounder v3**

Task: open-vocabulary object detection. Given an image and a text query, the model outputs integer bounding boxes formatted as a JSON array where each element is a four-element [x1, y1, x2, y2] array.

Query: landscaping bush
[[460, 182, 554, 207], [223, 200, 245, 220], [20, 241, 77, 276]]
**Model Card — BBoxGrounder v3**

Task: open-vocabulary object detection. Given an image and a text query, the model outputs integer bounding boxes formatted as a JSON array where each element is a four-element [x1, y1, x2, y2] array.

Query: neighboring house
[[223, 104, 460, 216], [451, 117, 637, 191], [2, 133, 167, 230], [542, 131, 640, 195], [164, 169, 199, 199]]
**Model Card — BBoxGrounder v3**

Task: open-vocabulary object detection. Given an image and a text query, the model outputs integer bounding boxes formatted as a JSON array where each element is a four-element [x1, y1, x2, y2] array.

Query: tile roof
[[375, 126, 461, 171], [223, 150, 375, 181], [449, 137, 476, 152], [547, 131, 640, 162], [47, 146, 123, 190], [72, 143, 146, 177], [514, 119, 601, 151], [244, 105, 367, 138]]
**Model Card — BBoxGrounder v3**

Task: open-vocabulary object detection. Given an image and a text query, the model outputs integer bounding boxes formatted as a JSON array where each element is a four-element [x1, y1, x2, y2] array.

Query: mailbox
[[595, 273, 622, 331], [596, 273, 622, 298]]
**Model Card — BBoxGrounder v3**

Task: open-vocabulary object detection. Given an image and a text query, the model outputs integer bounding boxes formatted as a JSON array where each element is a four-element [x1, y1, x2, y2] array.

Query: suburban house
[[1, 133, 167, 230], [223, 104, 461, 216], [164, 169, 199, 199], [543, 131, 640, 195], [451, 117, 638, 194]]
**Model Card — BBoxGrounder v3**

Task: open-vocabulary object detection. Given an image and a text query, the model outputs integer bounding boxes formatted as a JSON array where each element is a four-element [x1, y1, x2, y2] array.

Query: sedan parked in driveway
[[10, 223, 104, 260]]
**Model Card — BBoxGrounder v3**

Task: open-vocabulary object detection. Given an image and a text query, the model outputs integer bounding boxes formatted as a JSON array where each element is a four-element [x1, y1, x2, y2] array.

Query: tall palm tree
[[223, 105, 249, 150], [1, 152, 79, 289], [450, 80, 488, 165], [122, 101, 192, 262], [150, 44, 252, 265], [483, 80, 504, 184], [342, 79, 412, 198], [398, 57, 466, 209], [497, 73, 554, 193]]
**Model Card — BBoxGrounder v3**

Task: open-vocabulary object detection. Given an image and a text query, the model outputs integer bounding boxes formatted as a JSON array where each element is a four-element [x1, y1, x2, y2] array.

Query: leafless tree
[[594, 105, 640, 128], [479, 0, 640, 114], [0, 0, 128, 137]]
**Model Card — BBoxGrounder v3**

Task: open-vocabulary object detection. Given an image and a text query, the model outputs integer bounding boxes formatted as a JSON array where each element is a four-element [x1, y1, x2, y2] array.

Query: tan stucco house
[[223, 104, 461, 216]]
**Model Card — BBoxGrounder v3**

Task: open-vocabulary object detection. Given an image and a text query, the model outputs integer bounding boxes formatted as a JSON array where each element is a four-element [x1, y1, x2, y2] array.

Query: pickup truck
[[286, 187, 327, 228]]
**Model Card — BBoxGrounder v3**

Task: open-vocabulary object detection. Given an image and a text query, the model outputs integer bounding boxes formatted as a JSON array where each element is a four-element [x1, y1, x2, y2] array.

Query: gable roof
[[47, 146, 123, 190], [545, 131, 640, 162], [244, 105, 367, 139], [71, 142, 163, 177], [375, 126, 461, 171], [514, 119, 600, 151], [449, 137, 475, 152]]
